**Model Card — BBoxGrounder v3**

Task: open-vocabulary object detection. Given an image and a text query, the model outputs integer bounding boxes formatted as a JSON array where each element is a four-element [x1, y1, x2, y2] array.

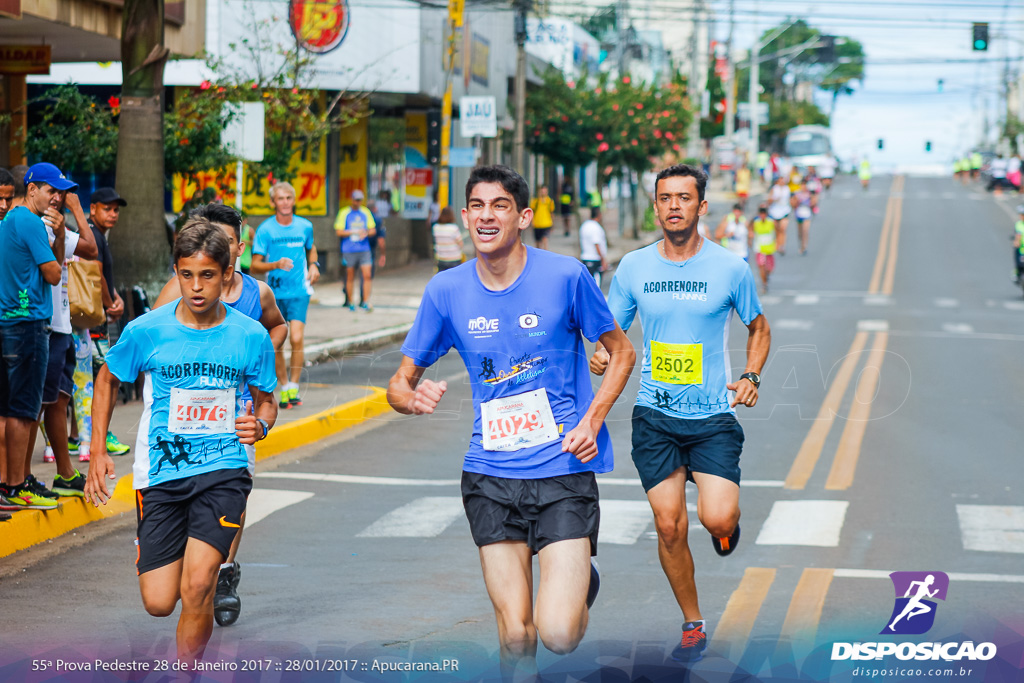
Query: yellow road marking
[[881, 186, 904, 296], [778, 568, 835, 651], [826, 332, 889, 490], [867, 189, 895, 294], [784, 331, 870, 490], [715, 567, 777, 660]]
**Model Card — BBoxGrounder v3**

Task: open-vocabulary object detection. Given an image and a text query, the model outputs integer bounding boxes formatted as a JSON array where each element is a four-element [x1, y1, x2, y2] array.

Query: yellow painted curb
[[1, 386, 391, 560]]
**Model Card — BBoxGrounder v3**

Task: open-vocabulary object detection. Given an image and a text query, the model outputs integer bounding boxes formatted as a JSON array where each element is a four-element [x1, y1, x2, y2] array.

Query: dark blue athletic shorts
[[631, 405, 744, 491]]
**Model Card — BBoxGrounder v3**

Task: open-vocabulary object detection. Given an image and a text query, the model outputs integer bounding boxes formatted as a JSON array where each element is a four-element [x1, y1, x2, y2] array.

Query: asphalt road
[[3, 174, 1023, 683]]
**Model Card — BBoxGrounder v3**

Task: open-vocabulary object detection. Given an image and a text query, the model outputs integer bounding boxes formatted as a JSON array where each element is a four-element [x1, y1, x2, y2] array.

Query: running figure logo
[[881, 571, 949, 635], [154, 435, 200, 474]]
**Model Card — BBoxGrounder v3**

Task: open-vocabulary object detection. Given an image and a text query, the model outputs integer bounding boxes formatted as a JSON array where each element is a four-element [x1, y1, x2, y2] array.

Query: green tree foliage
[[26, 85, 118, 174], [368, 117, 406, 166], [525, 67, 692, 183], [163, 91, 237, 187]]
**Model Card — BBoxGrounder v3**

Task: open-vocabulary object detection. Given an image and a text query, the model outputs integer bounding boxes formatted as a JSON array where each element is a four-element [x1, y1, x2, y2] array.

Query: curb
[[304, 324, 414, 363], [0, 386, 392, 560]]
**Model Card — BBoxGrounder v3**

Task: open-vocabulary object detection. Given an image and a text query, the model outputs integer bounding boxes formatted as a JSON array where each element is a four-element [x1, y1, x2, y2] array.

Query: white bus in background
[[785, 125, 838, 185]]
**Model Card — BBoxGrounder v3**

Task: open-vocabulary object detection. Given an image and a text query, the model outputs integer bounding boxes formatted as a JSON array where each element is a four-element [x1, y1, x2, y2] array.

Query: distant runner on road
[[388, 165, 635, 678], [591, 164, 770, 663]]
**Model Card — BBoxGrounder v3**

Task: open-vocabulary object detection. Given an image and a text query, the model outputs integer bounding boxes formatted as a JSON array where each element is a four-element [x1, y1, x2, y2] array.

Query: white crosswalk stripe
[[956, 505, 1024, 554], [356, 497, 465, 538], [755, 500, 849, 547], [599, 500, 654, 545], [246, 489, 315, 528], [941, 323, 974, 334], [775, 319, 814, 331]]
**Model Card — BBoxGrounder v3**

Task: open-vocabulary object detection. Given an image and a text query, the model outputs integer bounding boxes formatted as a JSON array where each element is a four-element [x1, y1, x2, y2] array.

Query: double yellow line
[[784, 175, 903, 491], [713, 178, 905, 660]]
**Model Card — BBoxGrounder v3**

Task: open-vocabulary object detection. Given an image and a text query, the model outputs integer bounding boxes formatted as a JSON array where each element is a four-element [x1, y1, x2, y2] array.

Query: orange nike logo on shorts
[[219, 516, 241, 528]]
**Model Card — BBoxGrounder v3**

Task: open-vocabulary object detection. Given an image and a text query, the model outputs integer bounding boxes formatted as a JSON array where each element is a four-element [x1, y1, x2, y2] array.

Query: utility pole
[[618, 0, 629, 236], [513, 0, 530, 174], [724, 0, 735, 140], [687, 0, 704, 160]]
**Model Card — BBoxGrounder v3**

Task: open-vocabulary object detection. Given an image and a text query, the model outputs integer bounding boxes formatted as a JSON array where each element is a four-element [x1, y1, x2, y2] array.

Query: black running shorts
[[631, 405, 744, 491], [461, 471, 599, 555], [134, 468, 252, 575]]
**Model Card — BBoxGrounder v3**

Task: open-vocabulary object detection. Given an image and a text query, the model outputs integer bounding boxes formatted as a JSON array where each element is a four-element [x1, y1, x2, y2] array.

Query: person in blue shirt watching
[[85, 219, 278, 667], [334, 189, 377, 311], [591, 164, 771, 663], [250, 182, 319, 409], [388, 166, 635, 677], [0, 162, 73, 511]]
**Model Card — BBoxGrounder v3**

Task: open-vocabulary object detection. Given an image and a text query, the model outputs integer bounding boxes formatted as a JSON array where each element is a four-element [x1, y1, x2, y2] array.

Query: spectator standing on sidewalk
[[579, 206, 608, 287], [84, 188, 131, 458], [0, 163, 71, 511], [334, 189, 376, 312], [432, 206, 463, 272], [251, 181, 319, 409], [560, 179, 575, 237], [529, 185, 555, 250]]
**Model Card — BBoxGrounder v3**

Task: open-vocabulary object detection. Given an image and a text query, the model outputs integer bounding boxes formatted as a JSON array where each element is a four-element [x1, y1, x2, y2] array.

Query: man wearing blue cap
[[0, 163, 75, 510]]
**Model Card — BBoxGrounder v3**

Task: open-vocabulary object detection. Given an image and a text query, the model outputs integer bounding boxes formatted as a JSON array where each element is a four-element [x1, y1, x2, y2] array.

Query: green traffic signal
[[973, 23, 989, 51]]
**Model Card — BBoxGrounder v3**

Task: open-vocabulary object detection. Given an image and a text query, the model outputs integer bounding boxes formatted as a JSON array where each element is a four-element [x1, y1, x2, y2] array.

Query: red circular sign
[[289, 0, 350, 55]]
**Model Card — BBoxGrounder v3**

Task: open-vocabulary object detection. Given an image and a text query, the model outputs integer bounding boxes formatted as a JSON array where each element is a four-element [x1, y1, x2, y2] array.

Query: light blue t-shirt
[[0, 207, 56, 324], [608, 239, 762, 419], [252, 216, 314, 299], [105, 302, 277, 488], [402, 247, 617, 479]]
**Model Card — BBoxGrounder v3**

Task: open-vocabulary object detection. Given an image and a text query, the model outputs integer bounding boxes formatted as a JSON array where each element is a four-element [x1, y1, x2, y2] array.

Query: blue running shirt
[[0, 207, 56, 324], [402, 247, 617, 479], [105, 303, 277, 488], [608, 240, 762, 419], [252, 216, 315, 299]]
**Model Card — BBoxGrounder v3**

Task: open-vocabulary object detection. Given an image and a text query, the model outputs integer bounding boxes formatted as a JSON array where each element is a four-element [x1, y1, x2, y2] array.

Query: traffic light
[[818, 35, 836, 63], [925, 141, 932, 152], [973, 23, 989, 51], [427, 110, 442, 165], [878, 139, 884, 150]]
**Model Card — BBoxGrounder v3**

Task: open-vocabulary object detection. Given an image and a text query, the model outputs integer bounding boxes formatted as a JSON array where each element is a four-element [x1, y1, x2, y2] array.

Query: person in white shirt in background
[[767, 175, 791, 256], [579, 206, 609, 287], [431, 205, 464, 272], [715, 204, 749, 263]]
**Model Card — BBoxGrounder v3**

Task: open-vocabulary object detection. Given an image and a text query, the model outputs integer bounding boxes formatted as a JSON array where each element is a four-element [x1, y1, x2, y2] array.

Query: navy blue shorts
[[0, 320, 50, 420], [461, 471, 599, 555], [42, 331, 75, 404], [631, 405, 744, 491], [276, 296, 309, 324]]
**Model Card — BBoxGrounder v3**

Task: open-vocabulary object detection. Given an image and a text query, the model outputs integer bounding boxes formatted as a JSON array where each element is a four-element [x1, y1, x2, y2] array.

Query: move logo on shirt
[[468, 316, 500, 336], [643, 279, 709, 302]]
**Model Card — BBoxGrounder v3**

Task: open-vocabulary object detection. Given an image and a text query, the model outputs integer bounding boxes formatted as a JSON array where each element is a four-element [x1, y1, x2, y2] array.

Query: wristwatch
[[739, 372, 761, 388], [256, 418, 270, 441]]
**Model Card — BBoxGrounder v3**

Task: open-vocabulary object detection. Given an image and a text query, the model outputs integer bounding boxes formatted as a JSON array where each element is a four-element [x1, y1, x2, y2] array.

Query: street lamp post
[[513, 0, 529, 174]]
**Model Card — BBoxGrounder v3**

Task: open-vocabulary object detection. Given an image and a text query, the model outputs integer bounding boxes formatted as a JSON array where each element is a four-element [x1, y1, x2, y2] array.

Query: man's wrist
[[256, 418, 270, 441]]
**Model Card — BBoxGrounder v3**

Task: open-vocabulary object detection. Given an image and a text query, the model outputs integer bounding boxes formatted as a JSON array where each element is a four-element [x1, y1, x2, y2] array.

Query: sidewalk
[[2, 185, 747, 558]]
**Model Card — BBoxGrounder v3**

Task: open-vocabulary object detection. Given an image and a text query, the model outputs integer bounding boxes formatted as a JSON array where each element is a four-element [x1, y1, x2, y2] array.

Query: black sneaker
[[586, 559, 601, 609], [214, 562, 241, 626], [0, 494, 20, 511], [52, 470, 87, 498], [24, 474, 60, 500], [0, 510, 11, 521], [671, 620, 708, 662], [712, 524, 740, 557]]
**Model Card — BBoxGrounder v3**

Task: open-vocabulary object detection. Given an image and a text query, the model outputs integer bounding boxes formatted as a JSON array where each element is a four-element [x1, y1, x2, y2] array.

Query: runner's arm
[[250, 253, 289, 274], [237, 388, 279, 445], [726, 313, 771, 408], [387, 356, 448, 415], [65, 193, 99, 259], [152, 275, 181, 308], [306, 246, 320, 285], [564, 324, 635, 462], [84, 365, 121, 506], [257, 281, 288, 351]]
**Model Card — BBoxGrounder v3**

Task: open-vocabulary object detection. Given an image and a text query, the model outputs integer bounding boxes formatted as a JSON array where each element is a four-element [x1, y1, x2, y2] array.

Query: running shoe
[[359, 302, 373, 313], [5, 486, 59, 510], [79, 449, 90, 463], [278, 387, 295, 409], [67, 438, 80, 456], [52, 470, 87, 498], [586, 559, 601, 609], [0, 494, 21, 511], [0, 511, 11, 521], [106, 431, 131, 456], [671, 620, 708, 662], [214, 562, 242, 627], [24, 474, 60, 500], [43, 446, 55, 463], [712, 524, 740, 557], [347, 304, 356, 312], [289, 391, 303, 407]]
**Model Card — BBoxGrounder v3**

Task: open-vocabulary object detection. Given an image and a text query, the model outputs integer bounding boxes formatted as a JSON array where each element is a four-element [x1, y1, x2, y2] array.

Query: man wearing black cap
[[84, 188, 131, 459], [0, 163, 72, 510]]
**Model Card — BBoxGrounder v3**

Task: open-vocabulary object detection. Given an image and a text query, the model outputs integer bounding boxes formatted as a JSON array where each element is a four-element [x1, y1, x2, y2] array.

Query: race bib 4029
[[480, 388, 559, 452]]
